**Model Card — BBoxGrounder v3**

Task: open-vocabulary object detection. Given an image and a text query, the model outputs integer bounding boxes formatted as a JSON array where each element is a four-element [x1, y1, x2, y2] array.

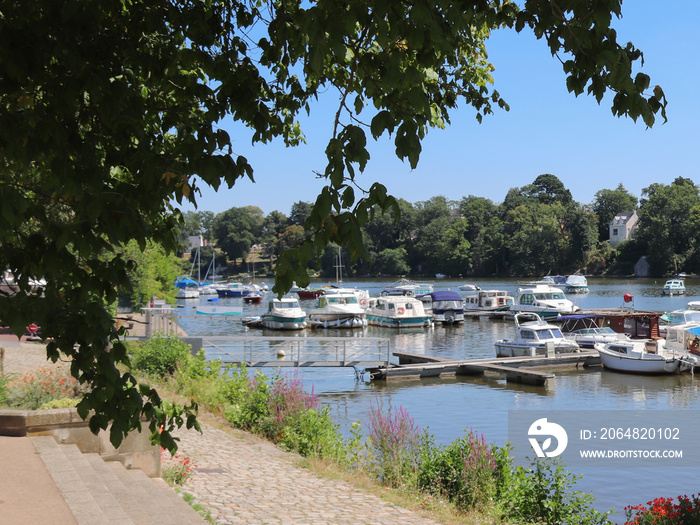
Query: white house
[[609, 210, 638, 247]]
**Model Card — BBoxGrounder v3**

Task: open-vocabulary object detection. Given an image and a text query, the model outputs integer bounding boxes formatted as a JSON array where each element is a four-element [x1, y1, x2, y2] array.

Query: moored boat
[[662, 279, 686, 295], [380, 279, 434, 297], [216, 281, 260, 297], [564, 274, 589, 294], [495, 313, 580, 357], [509, 284, 578, 320], [419, 290, 465, 325], [307, 291, 367, 329], [246, 297, 307, 330], [594, 340, 681, 375], [463, 289, 514, 312], [365, 296, 433, 328]]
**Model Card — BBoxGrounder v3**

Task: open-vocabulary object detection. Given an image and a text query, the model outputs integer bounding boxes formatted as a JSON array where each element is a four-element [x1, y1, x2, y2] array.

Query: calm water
[[176, 277, 700, 517]]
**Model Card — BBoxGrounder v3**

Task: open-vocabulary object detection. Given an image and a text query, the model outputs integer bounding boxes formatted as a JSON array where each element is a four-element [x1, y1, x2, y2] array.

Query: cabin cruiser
[[380, 280, 434, 297], [558, 314, 631, 349], [662, 279, 686, 295], [216, 281, 261, 297], [365, 296, 433, 328], [509, 284, 578, 320], [494, 313, 580, 357], [244, 297, 307, 330], [463, 289, 514, 312], [564, 275, 589, 294], [418, 291, 465, 325], [307, 291, 367, 329]]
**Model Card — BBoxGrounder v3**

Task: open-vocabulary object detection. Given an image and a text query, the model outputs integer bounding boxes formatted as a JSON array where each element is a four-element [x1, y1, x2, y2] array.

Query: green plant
[[278, 405, 345, 460], [130, 334, 191, 378], [39, 398, 81, 410], [161, 449, 195, 486], [5, 366, 86, 410], [418, 429, 500, 511], [0, 373, 10, 406], [625, 494, 700, 524], [499, 458, 613, 524]]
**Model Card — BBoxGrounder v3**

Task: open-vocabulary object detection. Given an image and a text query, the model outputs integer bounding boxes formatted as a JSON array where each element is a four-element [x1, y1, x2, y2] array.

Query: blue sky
[[181, 1, 700, 217]]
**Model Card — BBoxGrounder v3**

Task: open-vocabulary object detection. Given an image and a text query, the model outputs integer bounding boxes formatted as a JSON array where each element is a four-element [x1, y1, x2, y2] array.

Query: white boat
[[594, 340, 681, 375], [458, 283, 480, 291], [307, 291, 367, 329], [564, 275, 589, 294], [380, 280, 434, 297], [322, 286, 371, 307], [662, 279, 686, 295], [463, 289, 514, 312], [494, 313, 580, 357], [216, 281, 261, 297], [509, 284, 578, 320], [365, 296, 433, 328], [175, 280, 199, 299], [558, 314, 631, 349], [419, 291, 465, 325], [246, 297, 307, 330]]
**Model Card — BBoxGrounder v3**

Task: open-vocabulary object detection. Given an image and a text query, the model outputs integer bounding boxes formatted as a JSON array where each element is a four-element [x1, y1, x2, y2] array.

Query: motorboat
[[494, 313, 580, 357], [307, 291, 367, 329], [594, 340, 681, 375], [509, 284, 578, 320], [458, 283, 480, 291], [216, 281, 261, 297], [322, 286, 371, 307], [558, 314, 630, 349], [244, 297, 307, 330], [174, 277, 199, 299], [380, 280, 434, 297], [365, 296, 433, 328], [564, 275, 589, 294], [418, 290, 465, 325], [662, 279, 686, 295], [291, 282, 324, 300], [243, 292, 264, 304], [463, 289, 514, 312]]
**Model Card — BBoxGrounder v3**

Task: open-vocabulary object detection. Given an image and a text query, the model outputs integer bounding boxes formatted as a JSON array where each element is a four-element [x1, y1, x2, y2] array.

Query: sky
[[180, 1, 700, 217]]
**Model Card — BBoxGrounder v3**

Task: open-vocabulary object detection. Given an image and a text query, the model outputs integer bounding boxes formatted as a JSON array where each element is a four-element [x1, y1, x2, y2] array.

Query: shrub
[[39, 398, 81, 410], [5, 365, 86, 410], [161, 449, 195, 486], [130, 334, 191, 377], [625, 494, 700, 524], [499, 458, 613, 524], [0, 373, 9, 406], [418, 429, 500, 511], [367, 401, 425, 489]]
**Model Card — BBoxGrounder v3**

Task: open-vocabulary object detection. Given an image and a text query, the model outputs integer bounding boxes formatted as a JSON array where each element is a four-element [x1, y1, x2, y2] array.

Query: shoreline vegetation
[[4, 335, 700, 523]]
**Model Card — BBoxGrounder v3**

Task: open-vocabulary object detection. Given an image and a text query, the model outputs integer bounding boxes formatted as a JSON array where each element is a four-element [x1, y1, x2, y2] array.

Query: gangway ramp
[[196, 335, 392, 369]]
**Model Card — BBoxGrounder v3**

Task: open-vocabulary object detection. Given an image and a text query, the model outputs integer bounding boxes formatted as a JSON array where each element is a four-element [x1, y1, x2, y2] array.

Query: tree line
[[179, 174, 700, 280]]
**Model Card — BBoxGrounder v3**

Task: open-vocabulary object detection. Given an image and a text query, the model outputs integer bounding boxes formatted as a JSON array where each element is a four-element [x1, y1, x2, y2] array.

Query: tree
[[213, 206, 264, 264], [524, 174, 573, 206], [0, 1, 668, 449], [592, 184, 638, 241], [637, 178, 700, 274], [375, 248, 411, 276]]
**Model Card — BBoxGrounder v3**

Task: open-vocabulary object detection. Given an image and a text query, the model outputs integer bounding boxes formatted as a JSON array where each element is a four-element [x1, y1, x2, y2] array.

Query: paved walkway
[[1, 320, 443, 525]]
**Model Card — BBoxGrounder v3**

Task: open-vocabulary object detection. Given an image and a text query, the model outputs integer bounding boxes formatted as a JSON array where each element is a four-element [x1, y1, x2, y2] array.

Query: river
[[175, 277, 700, 518]]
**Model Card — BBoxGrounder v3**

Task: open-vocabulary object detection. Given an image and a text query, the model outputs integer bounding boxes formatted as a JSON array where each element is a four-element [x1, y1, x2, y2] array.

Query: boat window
[[388, 303, 395, 310], [434, 300, 463, 309], [521, 330, 535, 340], [406, 303, 413, 310], [551, 328, 563, 338], [609, 345, 628, 354], [521, 294, 534, 305], [319, 298, 327, 307]]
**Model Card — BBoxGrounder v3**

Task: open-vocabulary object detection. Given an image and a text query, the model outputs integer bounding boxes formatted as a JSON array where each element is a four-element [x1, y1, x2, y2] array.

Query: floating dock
[[366, 351, 600, 386]]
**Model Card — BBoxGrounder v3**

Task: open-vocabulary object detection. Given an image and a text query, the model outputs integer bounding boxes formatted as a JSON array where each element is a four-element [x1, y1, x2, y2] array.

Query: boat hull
[[259, 314, 307, 330], [598, 349, 680, 374], [308, 314, 367, 329], [494, 342, 580, 358], [366, 314, 433, 328]]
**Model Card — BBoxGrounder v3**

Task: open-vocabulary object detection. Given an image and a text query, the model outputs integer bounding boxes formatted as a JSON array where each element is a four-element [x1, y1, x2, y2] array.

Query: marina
[[168, 277, 700, 516]]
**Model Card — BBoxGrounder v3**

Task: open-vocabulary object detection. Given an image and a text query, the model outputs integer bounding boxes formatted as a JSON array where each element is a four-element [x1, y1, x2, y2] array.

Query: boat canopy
[[424, 291, 463, 302]]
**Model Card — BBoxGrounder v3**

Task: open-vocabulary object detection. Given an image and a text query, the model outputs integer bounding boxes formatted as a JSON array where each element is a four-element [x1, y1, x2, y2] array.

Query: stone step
[[31, 436, 205, 525], [31, 435, 113, 524]]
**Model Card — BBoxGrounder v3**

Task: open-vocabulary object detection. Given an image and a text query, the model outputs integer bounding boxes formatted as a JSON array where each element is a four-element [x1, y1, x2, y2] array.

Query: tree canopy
[[0, 1, 667, 448]]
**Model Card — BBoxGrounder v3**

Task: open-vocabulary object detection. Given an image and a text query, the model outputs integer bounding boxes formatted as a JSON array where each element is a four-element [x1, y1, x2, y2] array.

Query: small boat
[[307, 291, 367, 329], [558, 314, 630, 349], [564, 275, 589, 294], [494, 313, 580, 357], [380, 279, 434, 297], [463, 289, 514, 312], [255, 297, 307, 330], [418, 291, 465, 325], [216, 281, 260, 297], [365, 296, 433, 328], [291, 282, 324, 300], [594, 340, 681, 375], [458, 283, 480, 291], [174, 278, 199, 299], [243, 292, 264, 304], [509, 284, 578, 320], [662, 279, 686, 295]]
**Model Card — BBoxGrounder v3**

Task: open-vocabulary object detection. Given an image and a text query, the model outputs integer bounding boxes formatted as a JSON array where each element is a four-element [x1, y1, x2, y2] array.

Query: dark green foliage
[[130, 335, 192, 378]]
